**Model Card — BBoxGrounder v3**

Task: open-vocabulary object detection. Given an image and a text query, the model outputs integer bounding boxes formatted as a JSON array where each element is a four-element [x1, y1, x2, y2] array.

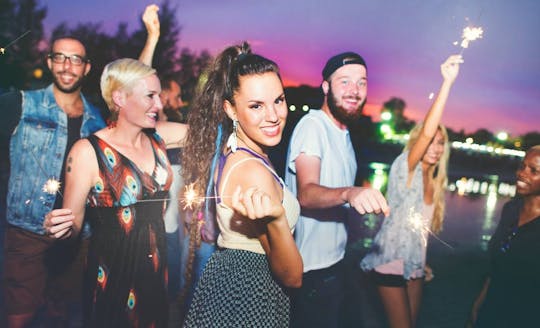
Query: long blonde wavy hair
[[404, 123, 450, 234]]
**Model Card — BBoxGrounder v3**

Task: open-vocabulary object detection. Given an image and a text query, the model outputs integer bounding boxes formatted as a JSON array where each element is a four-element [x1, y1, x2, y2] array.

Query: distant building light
[[33, 68, 43, 79], [369, 162, 388, 170], [465, 137, 474, 144], [452, 141, 463, 148], [302, 105, 310, 112], [381, 111, 392, 121], [289, 105, 296, 111], [380, 124, 392, 136], [496, 131, 508, 141]]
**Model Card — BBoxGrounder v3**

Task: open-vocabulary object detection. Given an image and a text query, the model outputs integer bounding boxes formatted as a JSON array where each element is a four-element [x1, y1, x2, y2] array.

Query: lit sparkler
[[460, 26, 483, 49], [182, 183, 204, 210], [42, 178, 61, 195], [407, 207, 454, 249], [407, 207, 428, 247], [137, 182, 230, 209], [0, 30, 31, 55], [28, 149, 63, 199], [455, 25, 484, 55]]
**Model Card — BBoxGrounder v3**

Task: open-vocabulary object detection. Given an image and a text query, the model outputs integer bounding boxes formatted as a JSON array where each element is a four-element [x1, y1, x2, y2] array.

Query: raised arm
[[155, 121, 188, 148], [43, 139, 99, 239], [407, 54, 463, 170], [295, 153, 389, 216], [226, 159, 303, 288], [138, 4, 160, 66]]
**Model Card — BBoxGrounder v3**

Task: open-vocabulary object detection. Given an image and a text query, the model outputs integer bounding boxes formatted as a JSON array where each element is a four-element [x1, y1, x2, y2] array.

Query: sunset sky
[[43, 0, 539, 136]]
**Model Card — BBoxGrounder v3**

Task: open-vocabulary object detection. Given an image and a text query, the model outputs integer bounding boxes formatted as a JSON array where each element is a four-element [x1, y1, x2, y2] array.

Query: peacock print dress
[[84, 131, 172, 327]]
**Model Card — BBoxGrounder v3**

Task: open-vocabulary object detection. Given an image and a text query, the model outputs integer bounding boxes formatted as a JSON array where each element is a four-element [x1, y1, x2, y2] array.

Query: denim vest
[[7, 84, 105, 235]]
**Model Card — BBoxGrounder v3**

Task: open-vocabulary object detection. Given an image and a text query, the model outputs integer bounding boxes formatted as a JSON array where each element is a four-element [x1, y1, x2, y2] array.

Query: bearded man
[[0, 36, 106, 328], [285, 52, 389, 328]]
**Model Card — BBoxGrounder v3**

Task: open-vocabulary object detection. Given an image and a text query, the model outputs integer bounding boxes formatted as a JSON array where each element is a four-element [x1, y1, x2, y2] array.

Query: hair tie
[[236, 52, 248, 63]]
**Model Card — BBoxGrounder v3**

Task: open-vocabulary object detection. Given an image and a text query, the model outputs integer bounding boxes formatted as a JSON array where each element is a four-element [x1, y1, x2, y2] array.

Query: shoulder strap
[[217, 157, 283, 202], [85, 134, 106, 167]]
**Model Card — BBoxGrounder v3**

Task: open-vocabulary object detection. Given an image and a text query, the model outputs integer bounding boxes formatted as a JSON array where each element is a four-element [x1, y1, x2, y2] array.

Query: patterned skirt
[[184, 248, 290, 327]]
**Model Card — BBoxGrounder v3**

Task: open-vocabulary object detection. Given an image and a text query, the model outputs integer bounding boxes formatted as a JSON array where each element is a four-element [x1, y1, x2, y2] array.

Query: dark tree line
[[1, 1, 536, 147], [0, 0, 212, 119]]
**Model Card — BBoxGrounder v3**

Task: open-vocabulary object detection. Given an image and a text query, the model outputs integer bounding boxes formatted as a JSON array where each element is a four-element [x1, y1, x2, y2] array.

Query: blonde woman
[[44, 58, 187, 326], [361, 55, 462, 328]]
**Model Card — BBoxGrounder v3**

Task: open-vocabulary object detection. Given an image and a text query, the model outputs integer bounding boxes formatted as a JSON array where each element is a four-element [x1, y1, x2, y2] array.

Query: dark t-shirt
[[0, 91, 23, 150], [53, 115, 83, 209], [476, 198, 540, 327], [0, 91, 23, 214]]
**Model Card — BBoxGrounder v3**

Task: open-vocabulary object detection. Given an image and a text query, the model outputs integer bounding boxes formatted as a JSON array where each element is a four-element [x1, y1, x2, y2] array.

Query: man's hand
[[43, 208, 74, 239], [344, 187, 389, 216]]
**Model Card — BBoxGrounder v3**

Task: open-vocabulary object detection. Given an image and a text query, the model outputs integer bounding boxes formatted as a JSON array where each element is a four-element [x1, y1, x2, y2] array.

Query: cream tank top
[[215, 150, 299, 254]]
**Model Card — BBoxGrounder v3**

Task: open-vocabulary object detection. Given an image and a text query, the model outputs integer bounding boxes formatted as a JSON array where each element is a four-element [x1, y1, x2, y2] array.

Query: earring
[[107, 119, 117, 129], [226, 119, 238, 152]]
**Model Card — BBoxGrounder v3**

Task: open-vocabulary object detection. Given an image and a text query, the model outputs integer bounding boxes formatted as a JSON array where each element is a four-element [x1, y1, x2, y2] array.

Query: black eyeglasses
[[500, 225, 518, 253], [48, 52, 89, 66]]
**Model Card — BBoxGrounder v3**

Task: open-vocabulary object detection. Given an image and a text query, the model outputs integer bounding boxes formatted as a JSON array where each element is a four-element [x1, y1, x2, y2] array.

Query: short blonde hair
[[100, 58, 156, 118]]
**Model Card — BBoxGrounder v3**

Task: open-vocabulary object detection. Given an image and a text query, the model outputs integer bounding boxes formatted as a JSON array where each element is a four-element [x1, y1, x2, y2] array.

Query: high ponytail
[[179, 41, 281, 308]]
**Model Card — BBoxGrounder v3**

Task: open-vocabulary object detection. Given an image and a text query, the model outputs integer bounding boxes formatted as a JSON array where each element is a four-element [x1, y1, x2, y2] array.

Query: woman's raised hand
[[231, 186, 285, 221]]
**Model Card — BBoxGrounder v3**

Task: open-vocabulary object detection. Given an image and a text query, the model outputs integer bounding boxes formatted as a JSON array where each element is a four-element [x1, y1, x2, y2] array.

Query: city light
[[33, 68, 43, 79], [450, 176, 515, 197], [380, 124, 393, 138], [368, 162, 389, 192], [450, 141, 525, 158], [302, 105, 309, 112], [289, 105, 296, 112], [496, 131, 508, 141], [380, 111, 392, 121]]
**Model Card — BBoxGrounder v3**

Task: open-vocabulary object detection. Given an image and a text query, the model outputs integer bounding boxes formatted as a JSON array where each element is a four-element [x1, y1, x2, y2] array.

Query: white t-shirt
[[285, 109, 357, 272]]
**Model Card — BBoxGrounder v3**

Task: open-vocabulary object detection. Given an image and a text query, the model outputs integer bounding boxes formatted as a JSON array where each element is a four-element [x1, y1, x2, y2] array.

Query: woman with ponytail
[[360, 54, 463, 328], [182, 42, 302, 327]]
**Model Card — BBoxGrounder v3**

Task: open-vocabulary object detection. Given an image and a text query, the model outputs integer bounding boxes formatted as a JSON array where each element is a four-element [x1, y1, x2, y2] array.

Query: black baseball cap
[[322, 52, 367, 81]]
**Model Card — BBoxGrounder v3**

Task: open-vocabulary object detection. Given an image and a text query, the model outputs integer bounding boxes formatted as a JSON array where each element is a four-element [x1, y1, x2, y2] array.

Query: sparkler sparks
[[407, 207, 454, 249], [0, 30, 31, 55], [42, 178, 61, 195], [407, 207, 428, 247], [137, 183, 231, 209], [182, 183, 204, 210], [455, 25, 484, 55], [460, 26, 484, 49]]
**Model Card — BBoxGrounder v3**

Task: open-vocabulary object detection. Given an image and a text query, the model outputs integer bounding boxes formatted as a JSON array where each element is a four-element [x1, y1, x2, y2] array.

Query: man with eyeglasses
[[0, 36, 105, 327]]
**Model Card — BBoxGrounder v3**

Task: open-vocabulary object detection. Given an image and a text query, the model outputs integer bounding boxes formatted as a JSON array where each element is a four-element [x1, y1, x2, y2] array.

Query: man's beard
[[327, 85, 365, 126], [52, 71, 85, 94]]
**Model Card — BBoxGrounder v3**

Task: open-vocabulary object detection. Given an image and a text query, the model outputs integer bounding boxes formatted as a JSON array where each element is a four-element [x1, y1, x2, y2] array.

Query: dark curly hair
[[179, 41, 281, 305]]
